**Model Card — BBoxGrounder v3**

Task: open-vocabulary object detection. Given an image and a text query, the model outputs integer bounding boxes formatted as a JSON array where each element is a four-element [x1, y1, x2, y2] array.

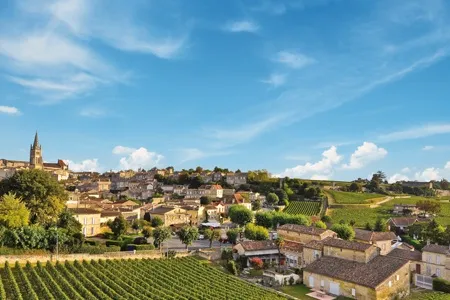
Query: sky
[[1, 0, 450, 183]]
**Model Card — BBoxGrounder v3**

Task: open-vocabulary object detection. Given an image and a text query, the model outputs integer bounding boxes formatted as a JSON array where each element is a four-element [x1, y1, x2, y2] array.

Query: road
[[161, 236, 231, 251]]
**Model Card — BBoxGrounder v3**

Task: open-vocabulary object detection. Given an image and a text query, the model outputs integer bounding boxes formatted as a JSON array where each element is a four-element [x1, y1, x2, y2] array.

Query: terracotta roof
[[238, 240, 278, 251], [303, 237, 333, 250], [389, 217, 418, 227], [323, 238, 374, 252], [149, 206, 176, 214], [211, 184, 223, 189], [43, 162, 62, 169], [423, 244, 450, 255], [278, 224, 328, 236], [354, 229, 397, 242], [387, 248, 422, 262], [100, 211, 121, 217], [304, 256, 409, 289], [69, 208, 100, 215], [282, 241, 304, 253]]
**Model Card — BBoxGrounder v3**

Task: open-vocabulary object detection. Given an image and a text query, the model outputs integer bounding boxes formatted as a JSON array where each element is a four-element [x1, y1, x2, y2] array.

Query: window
[[320, 280, 324, 287], [427, 255, 431, 263], [436, 269, 441, 277], [396, 275, 399, 281], [83, 227, 87, 235], [388, 281, 392, 288], [92, 217, 95, 224], [351, 289, 356, 296], [426, 265, 431, 274], [91, 227, 94, 235], [437, 256, 441, 264], [84, 217, 87, 225]]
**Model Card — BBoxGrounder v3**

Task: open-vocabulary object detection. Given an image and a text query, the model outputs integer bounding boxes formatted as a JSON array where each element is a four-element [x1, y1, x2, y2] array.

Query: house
[[226, 172, 248, 186], [204, 205, 219, 221], [148, 206, 190, 226], [161, 185, 175, 193], [281, 241, 304, 268], [100, 211, 121, 224], [186, 188, 210, 199], [304, 255, 410, 299], [209, 184, 224, 198], [387, 248, 423, 275], [393, 204, 420, 215], [277, 224, 337, 244], [173, 185, 189, 195], [419, 244, 450, 287], [70, 208, 101, 237], [233, 240, 279, 267], [387, 217, 418, 233], [323, 238, 380, 263], [354, 229, 397, 255], [233, 193, 251, 210], [181, 205, 205, 226], [302, 239, 330, 266]]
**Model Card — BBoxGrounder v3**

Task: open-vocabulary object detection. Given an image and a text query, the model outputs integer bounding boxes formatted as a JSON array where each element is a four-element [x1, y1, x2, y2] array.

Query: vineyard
[[284, 201, 321, 216], [0, 257, 286, 300]]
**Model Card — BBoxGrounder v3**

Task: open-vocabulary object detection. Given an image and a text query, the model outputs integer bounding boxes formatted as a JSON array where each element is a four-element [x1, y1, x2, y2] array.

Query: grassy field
[[284, 201, 321, 216], [407, 290, 450, 300], [329, 196, 450, 226], [327, 190, 386, 204], [280, 285, 313, 299]]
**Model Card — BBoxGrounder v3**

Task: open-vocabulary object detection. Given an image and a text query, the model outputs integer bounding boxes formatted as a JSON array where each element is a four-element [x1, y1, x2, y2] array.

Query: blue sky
[[1, 0, 450, 182]]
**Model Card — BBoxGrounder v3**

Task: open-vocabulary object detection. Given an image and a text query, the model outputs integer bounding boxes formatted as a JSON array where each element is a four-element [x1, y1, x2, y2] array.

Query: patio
[[306, 291, 336, 300]]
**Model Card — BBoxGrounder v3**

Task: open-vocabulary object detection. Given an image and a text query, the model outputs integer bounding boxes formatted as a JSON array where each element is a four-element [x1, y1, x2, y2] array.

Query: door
[[329, 282, 340, 295], [416, 264, 421, 274], [309, 276, 314, 288]]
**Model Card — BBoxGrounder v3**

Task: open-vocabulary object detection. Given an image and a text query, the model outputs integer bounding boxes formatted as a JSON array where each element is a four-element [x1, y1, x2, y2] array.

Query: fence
[[415, 274, 433, 290]]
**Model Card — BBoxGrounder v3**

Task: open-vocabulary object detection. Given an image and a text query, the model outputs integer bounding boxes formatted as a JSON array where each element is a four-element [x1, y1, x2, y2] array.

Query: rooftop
[[323, 238, 374, 252], [423, 244, 450, 255], [278, 224, 329, 236], [282, 241, 304, 252], [354, 229, 397, 242], [386, 248, 422, 261], [69, 208, 101, 215], [389, 217, 418, 227], [304, 256, 409, 289], [149, 206, 176, 214], [238, 240, 278, 252]]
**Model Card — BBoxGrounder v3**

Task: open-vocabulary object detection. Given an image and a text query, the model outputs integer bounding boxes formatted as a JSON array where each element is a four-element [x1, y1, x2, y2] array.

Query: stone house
[[233, 240, 279, 267], [173, 185, 189, 195], [387, 248, 423, 275], [387, 217, 418, 234], [70, 208, 101, 237], [304, 255, 410, 299], [303, 239, 328, 266], [322, 238, 380, 263], [393, 204, 420, 215], [354, 228, 397, 255], [226, 172, 248, 186], [148, 206, 190, 226], [277, 224, 337, 244], [181, 205, 205, 226], [419, 244, 450, 287], [281, 241, 304, 268], [204, 205, 219, 220]]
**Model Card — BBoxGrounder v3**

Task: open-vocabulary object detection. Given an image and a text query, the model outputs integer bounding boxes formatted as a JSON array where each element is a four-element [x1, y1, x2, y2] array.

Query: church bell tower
[[30, 132, 43, 169]]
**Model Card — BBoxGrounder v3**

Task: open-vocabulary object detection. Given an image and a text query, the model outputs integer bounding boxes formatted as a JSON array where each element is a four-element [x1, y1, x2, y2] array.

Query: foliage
[[221, 248, 233, 260], [252, 200, 262, 211], [152, 227, 171, 249], [228, 205, 253, 226], [275, 237, 285, 270], [266, 193, 279, 205], [365, 222, 373, 231], [374, 218, 387, 232], [0, 169, 67, 225], [226, 228, 240, 244], [227, 260, 238, 276], [284, 201, 321, 216], [255, 211, 310, 229], [142, 226, 153, 239], [249, 257, 264, 270], [107, 215, 128, 239], [57, 209, 82, 236], [151, 216, 164, 228], [321, 215, 332, 223], [348, 182, 362, 192], [204, 228, 220, 248], [276, 189, 289, 205], [314, 220, 327, 229], [244, 223, 269, 241], [177, 226, 199, 249], [0, 192, 30, 228], [417, 200, 441, 214], [331, 224, 355, 240], [400, 235, 424, 251], [328, 190, 385, 204], [200, 196, 212, 205], [432, 278, 450, 293]]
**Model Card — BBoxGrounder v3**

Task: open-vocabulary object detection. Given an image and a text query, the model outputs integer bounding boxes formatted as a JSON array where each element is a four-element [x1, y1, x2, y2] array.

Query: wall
[[74, 213, 101, 237], [303, 247, 322, 266], [375, 240, 392, 255], [323, 245, 378, 263], [277, 230, 321, 244], [375, 263, 410, 299]]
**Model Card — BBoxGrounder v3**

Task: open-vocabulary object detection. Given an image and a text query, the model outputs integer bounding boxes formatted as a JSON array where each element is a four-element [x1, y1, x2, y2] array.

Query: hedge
[[105, 240, 122, 247], [135, 244, 155, 251], [0, 247, 49, 255], [84, 240, 100, 246], [72, 245, 121, 254], [433, 277, 450, 293]]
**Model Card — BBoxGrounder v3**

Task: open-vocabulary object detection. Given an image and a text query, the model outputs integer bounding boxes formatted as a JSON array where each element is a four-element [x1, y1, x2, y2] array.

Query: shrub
[[135, 244, 155, 251], [249, 257, 264, 270], [105, 240, 122, 247], [433, 277, 450, 293], [133, 237, 148, 245], [227, 260, 238, 276], [84, 240, 99, 246], [104, 246, 121, 252], [165, 250, 177, 259], [0, 247, 49, 255], [321, 215, 332, 223], [221, 248, 233, 260]]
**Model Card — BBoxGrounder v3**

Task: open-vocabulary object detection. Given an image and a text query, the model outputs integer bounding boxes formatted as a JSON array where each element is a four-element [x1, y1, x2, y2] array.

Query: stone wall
[[0, 250, 189, 265]]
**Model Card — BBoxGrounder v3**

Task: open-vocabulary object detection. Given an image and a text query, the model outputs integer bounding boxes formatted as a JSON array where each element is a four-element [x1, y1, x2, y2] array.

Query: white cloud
[[223, 21, 259, 33], [113, 146, 164, 170], [0, 106, 21, 115], [445, 162, 450, 169], [401, 167, 411, 173], [415, 167, 441, 181], [274, 51, 315, 69], [280, 146, 342, 179], [342, 142, 388, 169], [261, 73, 286, 87], [64, 158, 99, 172], [378, 124, 450, 142], [310, 174, 330, 180], [422, 145, 434, 151], [388, 173, 409, 183]]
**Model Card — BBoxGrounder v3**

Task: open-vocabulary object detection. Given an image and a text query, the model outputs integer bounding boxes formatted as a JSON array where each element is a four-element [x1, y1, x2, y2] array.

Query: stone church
[[0, 132, 69, 181]]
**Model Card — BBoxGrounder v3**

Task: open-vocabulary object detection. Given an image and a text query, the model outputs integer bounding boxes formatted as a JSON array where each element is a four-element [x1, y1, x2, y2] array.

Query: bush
[[84, 240, 99, 246], [221, 249, 233, 260], [249, 257, 264, 270], [227, 260, 238, 275], [105, 240, 122, 247], [133, 237, 148, 245], [433, 277, 450, 293], [244, 223, 269, 241], [0, 247, 49, 255], [321, 215, 332, 223], [135, 244, 155, 251], [104, 246, 121, 252], [400, 235, 424, 251]]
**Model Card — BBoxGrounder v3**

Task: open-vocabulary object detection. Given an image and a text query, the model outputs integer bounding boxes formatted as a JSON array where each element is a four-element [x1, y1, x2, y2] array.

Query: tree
[[228, 205, 253, 226], [153, 227, 171, 250], [226, 228, 240, 244], [108, 215, 128, 239], [348, 182, 362, 192], [440, 179, 449, 190], [321, 215, 332, 223], [227, 260, 238, 275], [252, 200, 262, 211], [417, 200, 441, 215], [266, 193, 279, 205], [314, 221, 327, 229], [151, 217, 164, 228], [189, 175, 204, 189], [255, 212, 273, 229], [177, 226, 199, 249], [142, 226, 153, 239], [0, 192, 30, 228], [131, 219, 142, 232], [373, 218, 387, 232], [274, 237, 285, 271], [57, 209, 82, 236], [195, 166, 203, 173], [200, 196, 212, 205], [276, 189, 289, 205], [424, 219, 445, 244], [204, 228, 220, 248], [244, 223, 269, 241], [364, 222, 373, 231], [0, 169, 67, 225], [331, 224, 355, 240]]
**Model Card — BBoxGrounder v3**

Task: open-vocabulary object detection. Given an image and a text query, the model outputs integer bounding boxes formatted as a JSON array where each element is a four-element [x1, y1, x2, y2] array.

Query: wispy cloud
[[422, 145, 435, 151], [177, 148, 232, 163], [378, 124, 450, 142], [274, 51, 315, 69], [0, 106, 21, 115], [223, 20, 259, 33], [261, 73, 286, 87], [79, 107, 108, 118]]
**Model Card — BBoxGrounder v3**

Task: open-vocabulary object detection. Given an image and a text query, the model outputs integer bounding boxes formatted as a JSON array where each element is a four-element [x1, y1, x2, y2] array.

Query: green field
[[280, 285, 313, 299], [284, 201, 321, 216], [329, 196, 450, 226], [327, 190, 386, 204], [0, 257, 285, 300], [407, 290, 450, 300]]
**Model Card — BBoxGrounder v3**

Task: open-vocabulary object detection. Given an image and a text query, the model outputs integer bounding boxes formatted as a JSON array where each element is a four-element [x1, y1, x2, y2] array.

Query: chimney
[[427, 239, 431, 246]]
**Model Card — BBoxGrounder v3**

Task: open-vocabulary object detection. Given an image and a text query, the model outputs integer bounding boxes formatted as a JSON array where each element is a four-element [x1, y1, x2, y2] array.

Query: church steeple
[[33, 131, 40, 149], [30, 131, 43, 169]]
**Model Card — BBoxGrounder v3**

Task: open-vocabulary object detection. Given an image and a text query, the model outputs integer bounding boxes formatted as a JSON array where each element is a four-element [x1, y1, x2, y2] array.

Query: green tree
[[226, 228, 240, 244], [255, 212, 273, 229], [151, 216, 164, 228], [204, 228, 220, 248], [321, 215, 332, 223], [57, 209, 82, 236], [189, 175, 204, 189], [331, 224, 355, 240], [266, 193, 279, 205], [177, 226, 199, 249], [228, 205, 253, 226], [142, 226, 153, 239], [227, 260, 238, 275], [252, 200, 262, 211], [108, 215, 128, 239], [152, 227, 171, 250], [364, 222, 373, 231], [417, 200, 441, 215], [131, 219, 142, 232], [0, 169, 67, 225], [276, 189, 289, 204], [0, 192, 30, 228], [200, 196, 212, 205], [424, 219, 446, 244], [314, 221, 327, 229], [274, 237, 285, 271], [348, 182, 362, 192], [373, 218, 387, 232], [244, 223, 269, 240]]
